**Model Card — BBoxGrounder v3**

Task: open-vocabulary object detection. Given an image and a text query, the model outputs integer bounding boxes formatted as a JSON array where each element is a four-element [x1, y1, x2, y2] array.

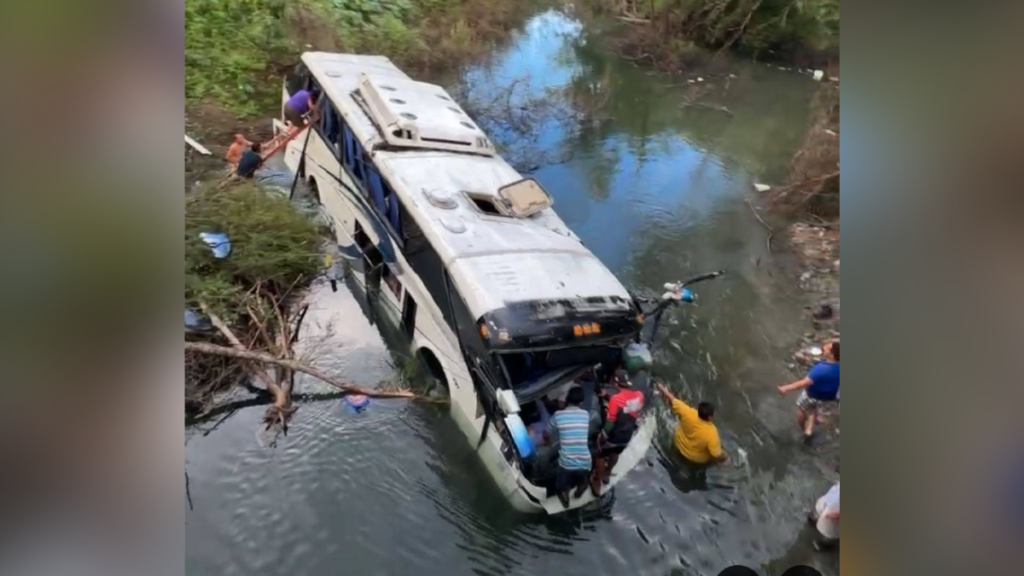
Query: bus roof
[[302, 52, 633, 317]]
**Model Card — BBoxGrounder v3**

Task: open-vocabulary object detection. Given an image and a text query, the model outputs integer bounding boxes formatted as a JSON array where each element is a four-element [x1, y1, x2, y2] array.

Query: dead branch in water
[[200, 302, 281, 395], [184, 341, 435, 401], [745, 198, 774, 252]]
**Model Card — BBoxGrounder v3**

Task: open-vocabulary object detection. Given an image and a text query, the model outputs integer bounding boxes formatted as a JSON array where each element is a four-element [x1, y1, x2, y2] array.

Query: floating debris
[[198, 231, 231, 259]]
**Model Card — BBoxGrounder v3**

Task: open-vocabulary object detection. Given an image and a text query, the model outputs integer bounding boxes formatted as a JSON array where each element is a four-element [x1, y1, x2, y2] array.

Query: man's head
[[251, 142, 262, 153], [824, 340, 839, 361], [566, 386, 584, 407], [697, 401, 715, 421], [612, 369, 631, 389], [233, 133, 246, 143]]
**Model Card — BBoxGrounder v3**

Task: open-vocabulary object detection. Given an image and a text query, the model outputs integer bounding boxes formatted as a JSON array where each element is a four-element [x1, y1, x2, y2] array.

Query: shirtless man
[[224, 133, 251, 169]]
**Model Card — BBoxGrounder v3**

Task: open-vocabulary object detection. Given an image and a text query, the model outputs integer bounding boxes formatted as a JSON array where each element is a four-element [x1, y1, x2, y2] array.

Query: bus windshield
[[498, 345, 620, 400]]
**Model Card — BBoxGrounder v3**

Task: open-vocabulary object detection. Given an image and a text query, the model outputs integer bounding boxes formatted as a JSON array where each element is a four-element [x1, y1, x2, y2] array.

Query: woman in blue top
[[777, 340, 839, 439]]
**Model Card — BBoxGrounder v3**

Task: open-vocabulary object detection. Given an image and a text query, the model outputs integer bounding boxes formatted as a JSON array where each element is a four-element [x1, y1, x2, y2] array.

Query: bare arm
[[655, 381, 677, 404], [777, 376, 812, 395]]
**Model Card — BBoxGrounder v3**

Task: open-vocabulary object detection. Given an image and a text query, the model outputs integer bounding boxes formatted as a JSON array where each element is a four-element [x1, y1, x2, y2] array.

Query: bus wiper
[[635, 270, 726, 346]]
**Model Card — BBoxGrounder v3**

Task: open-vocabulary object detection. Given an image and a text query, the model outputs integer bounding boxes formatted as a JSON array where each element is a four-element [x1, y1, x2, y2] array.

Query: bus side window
[[343, 125, 356, 172], [320, 102, 341, 158], [354, 147, 366, 184], [386, 186, 401, 236], [382, 264, 402, 299], [367, 168, 387, 215]]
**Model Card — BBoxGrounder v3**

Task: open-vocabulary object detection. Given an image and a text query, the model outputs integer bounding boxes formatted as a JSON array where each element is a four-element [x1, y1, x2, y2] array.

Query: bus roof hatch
[[498, 178, 553, 217], [357, 74, 496, 156]]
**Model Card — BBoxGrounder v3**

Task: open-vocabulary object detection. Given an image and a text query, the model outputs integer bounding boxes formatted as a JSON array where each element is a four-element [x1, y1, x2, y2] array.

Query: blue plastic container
[[504, 414, 534, 459]]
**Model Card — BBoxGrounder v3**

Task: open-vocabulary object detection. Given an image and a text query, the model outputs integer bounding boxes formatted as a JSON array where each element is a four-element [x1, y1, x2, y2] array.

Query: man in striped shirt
[[550, 387, 593, 507]]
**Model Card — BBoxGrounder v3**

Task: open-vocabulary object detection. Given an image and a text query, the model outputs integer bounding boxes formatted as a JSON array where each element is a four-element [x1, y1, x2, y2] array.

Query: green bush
[[185, 185, 325, 321], [185, 0, 296, 116]]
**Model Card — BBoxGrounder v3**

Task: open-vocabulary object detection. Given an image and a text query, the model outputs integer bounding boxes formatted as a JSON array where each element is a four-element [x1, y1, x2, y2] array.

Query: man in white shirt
[[808, 481, 840, 550]]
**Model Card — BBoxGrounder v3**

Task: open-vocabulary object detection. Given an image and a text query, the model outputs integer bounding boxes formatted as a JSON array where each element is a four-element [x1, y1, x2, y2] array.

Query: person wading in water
[[777, 340, 840, 439], [655, 381, 728, 465]]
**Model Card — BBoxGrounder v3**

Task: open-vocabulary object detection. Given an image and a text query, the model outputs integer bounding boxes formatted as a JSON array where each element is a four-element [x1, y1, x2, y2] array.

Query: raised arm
[[655, 381, 677, 404], [777, 376, 812, 395]]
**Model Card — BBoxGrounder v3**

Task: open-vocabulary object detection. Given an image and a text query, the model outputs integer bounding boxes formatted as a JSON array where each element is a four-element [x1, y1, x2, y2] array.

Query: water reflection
[[186, 9, 837, 576]]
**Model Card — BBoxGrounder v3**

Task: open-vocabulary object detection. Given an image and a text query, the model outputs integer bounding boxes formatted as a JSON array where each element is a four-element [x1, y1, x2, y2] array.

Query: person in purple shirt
[[284, 87, 320, 127], [777, 340, 839, 439]]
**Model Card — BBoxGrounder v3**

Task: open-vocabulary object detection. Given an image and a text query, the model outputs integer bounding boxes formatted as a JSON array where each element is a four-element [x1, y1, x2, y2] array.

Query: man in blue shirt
[[235, 142, 263, 179], [550, 387, 593, 507], [778, 340, 839, 439]]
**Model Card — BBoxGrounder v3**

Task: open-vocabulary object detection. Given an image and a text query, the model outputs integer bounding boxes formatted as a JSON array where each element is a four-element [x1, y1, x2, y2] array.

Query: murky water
[[186, 10, 837, 576]]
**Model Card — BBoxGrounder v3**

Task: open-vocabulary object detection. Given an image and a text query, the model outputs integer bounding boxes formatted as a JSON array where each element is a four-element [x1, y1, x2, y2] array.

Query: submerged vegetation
[[185, 0, 535, 127]]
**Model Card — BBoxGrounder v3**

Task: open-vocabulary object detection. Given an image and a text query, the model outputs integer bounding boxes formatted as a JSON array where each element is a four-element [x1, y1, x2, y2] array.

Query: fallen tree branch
[[744, 197, 774, 232], [184, 341, 423, 400], [712, 0, 763, 63], [745, 198, 774, 252], [199, 302, 280, 394], [618, 15, 651, 24], [772, 170, 841, 205]]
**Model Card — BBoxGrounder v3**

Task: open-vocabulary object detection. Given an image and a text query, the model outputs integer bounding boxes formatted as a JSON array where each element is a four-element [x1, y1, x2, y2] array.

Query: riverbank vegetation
[[185, 185, 324, 426], [773, 82, 839, 218], [185, 0, 536, 140], [589, 0, 839, 71], [185, 186, 429, 428]]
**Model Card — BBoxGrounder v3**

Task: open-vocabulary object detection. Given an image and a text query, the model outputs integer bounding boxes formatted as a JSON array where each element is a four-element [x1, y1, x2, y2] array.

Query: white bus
[[277, 52, 655, 514]]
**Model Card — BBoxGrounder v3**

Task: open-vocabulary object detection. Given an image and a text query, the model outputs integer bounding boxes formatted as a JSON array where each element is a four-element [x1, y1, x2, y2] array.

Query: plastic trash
[[184, 307, 213, 332], [199, 231, 231, 259], [623, 342, 653, 373], [753, 183, 772, 193], [344, 394, 371, 412], [813, 70, 825, 81]]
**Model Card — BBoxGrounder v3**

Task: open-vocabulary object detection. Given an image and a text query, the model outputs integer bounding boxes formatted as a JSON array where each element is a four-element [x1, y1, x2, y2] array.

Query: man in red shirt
[[591, 370, 645, 494]]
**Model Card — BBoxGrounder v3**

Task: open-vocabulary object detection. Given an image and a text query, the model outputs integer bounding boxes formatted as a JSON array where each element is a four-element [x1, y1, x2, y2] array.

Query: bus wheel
[[416, 349, 448, 396]]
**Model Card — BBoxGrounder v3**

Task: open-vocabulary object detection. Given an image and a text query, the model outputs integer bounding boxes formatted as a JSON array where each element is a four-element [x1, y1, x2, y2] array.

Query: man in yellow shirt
[[655, 382, 728, 465]]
